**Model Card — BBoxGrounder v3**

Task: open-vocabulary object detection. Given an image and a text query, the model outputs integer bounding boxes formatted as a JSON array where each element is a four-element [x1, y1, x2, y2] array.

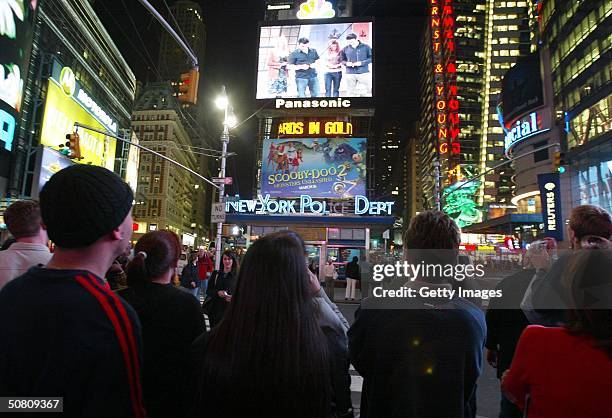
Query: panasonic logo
[[275, 98, 352, 109]]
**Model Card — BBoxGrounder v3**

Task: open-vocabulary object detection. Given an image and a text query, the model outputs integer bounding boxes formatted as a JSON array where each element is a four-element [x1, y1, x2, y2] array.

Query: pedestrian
[[0, 200, 51, 289], [0, 165, 146, 418], [502, 249, 612, 418], [203, 250, 238, 328], [181, 252, 199, 300], [324, 259, 337, 301], [360, 254, 372, 298], [193, 231, 349, 417], [324, 38, 343, 97], [288, 37, 321, 98], [521, 205, 612, 325], [197, 249, 213, 301], [106, 244, 131, 291], [486, 244, 543, 418], [119, 230, 205, 418], [348, 211, 486, 418], [344, 256, 360, 301]]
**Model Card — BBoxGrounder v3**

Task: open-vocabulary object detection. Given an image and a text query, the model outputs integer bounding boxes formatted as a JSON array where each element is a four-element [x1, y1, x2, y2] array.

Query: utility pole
[[214, 86, 231, 271], [433, 160, 441, 211]]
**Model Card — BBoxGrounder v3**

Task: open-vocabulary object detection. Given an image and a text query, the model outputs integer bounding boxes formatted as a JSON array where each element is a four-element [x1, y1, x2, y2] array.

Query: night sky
[[93, 0, 427, 198]]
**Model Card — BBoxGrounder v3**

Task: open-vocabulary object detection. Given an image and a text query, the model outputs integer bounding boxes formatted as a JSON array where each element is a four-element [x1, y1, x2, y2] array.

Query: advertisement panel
[[40, 78, 116, 170], [31, 146, 75, 197], [576, 160, 612, 213], [256, 20, 373, 100], [125, 132, 140, 192], [261, 137, 366, 198], [537, 172, 563, 241], [501, 52, 543, 125], [0, 0, 38, 152]]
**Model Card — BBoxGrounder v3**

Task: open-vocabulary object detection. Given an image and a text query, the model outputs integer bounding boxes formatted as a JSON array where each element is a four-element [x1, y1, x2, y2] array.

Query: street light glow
[[215, 95, 228, 110], [226, 114, 237, 128]]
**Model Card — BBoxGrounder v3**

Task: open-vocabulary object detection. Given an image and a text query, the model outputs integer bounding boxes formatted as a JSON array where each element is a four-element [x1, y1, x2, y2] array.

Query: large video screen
[[261, 137, 367, 198], [256, 21, 373, 99]]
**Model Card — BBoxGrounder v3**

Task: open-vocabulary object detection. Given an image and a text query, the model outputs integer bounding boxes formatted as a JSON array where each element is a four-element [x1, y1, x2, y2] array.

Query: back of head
[[4, 200, 42, 240], [202, 231, 329, 417], [126, 230, 181, 285], [569, 205, 612, 244], [403, 211, 460, 281], [40, 165, 133, 249], [564, 249, 612, 356]]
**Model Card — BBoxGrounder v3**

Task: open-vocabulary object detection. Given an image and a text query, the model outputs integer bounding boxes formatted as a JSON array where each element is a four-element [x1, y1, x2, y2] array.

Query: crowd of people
[[0, 164, 610, 418]]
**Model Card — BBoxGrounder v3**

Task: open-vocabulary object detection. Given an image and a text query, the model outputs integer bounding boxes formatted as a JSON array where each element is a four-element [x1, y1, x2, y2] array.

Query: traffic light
[[65, 132, 81, 159], [178, 68, 200, 105], [552, 151, 566, 173]]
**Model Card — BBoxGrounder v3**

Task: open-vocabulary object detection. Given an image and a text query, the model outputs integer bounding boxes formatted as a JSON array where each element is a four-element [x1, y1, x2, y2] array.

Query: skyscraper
[[157, 0, 206, 82], [418, 0, 537, 227]]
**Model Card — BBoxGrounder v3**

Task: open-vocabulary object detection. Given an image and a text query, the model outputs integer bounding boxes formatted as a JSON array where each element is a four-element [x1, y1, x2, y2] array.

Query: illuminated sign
[[125, 132, 140, 192], [59, 66, 76, 96], [277, 120, 353, 137], [40, 79, 116, 170], [226, 194, 394, 216], [275, 98, 352, 109], [431, 0, 459, 164], [0, 109, 15, 151], [296, 0, 336, 19], [443, 179, 482, 228], [537, 173, 563, 241], [76, 88, 117, 134], [503, 111, 550, 155]]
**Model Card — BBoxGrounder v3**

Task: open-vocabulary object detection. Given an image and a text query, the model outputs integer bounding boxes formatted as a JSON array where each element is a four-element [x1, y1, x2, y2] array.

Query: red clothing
[[503, 325, 612, 418], [197, 255, 213, 280]]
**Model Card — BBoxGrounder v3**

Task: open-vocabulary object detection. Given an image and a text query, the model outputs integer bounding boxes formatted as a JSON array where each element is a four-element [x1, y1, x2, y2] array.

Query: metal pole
[[214, 98, 230, 271], [73, 122, 220, 190], [135, 0, 199, 68], [433, 160, 441, 211]]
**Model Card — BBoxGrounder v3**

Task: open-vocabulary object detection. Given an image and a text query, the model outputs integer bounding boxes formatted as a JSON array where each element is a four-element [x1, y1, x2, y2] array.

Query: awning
[[225, 213, 395, 230], [462, 213, 543, 234]]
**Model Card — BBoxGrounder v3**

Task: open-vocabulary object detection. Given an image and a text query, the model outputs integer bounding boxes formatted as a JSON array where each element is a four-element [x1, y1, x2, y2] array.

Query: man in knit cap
[[0, 165, 146, 418]]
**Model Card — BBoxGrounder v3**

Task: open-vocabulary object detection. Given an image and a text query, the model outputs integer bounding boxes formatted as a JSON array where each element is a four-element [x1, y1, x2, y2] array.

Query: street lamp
[[213, 85, 235, 270]]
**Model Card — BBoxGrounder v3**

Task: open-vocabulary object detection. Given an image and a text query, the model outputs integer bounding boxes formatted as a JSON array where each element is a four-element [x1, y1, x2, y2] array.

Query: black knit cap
[[40, 165, 134, 248]]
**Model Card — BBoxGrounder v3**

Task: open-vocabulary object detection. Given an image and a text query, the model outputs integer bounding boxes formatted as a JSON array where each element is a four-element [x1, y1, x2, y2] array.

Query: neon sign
[[503, 111, 550, 155], [275, 98, 352, 109], [296, 0, 336, 19], [278, 121, 353, 137], [226, 194, 394, 216], [431, 0, 459, 162]]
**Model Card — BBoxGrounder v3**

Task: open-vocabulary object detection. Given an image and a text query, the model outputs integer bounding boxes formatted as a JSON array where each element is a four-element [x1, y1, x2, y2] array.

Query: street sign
[[212, 177, 233, 185], [211, 202, 226, 223], [382, 229, 390, 239]]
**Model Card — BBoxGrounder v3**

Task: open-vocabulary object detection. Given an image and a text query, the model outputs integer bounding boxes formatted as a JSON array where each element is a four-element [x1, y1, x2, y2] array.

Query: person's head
[[39, 165, 134, 265], [201, 230, 330, 416], [524, 238, 556, 270], [297, 37, 309, 53], [352, 256, 358, 263], [346, 33, 359, 48], [568, 205, 612, 249], [4, 200, 48, 245], [126, 230, 181, 286], [563, 250, 612, 357], [188, 252, 198, 264], [403, 211, 460, 282], [327, 38, 340, 53], [222, 250, 238, 274]]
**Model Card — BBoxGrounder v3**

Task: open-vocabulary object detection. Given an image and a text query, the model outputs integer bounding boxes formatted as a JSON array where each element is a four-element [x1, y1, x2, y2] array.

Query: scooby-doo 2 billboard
[[261, 137, 367, 199]]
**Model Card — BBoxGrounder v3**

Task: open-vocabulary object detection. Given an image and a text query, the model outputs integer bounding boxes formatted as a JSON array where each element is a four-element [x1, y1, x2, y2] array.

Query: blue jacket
[[341, 42, 372, 74]]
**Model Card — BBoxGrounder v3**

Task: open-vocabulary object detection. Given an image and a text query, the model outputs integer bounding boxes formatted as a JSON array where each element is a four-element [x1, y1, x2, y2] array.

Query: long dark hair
[[197, 231, 330, 417], [219, 250, 239, 276], [126, 230, 181, 286], [564, 250, 612, 357]]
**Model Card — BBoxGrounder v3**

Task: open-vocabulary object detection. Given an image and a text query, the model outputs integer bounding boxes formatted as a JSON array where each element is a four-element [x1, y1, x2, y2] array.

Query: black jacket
[[0, 267, 145, 418], [485, 268, 534, 378], [180, 263, 198, 288], [345, 261, 360, 280], [349, 296, 486, 418], [119, 282, 205, 418], [204, 270, 236, 327]]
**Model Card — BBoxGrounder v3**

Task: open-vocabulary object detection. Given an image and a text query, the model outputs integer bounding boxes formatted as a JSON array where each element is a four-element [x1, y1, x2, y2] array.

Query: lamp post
[[213, 86, 236, 270]]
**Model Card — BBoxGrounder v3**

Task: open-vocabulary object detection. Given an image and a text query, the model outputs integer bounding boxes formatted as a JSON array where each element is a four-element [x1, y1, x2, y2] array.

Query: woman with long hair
[[266, 34, 289, 96], [203, 250, 238, 328], [324, 38, 343, 97], [119, 231, 205, 418], [502, 249, 612, 417], [194, 232, 337, 418]]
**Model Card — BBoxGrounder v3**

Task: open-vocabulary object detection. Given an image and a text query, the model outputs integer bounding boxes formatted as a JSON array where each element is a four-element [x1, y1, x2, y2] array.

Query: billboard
[[501, 52, 544, 125], [538, 173, 563, 241], [31, 146, 75, 197], [256, 21, 373, 100], [40, 70, 117, 170], [261, 137, 366, 198], [0, 0, 38, 152], [125, 132, 140, 192]]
